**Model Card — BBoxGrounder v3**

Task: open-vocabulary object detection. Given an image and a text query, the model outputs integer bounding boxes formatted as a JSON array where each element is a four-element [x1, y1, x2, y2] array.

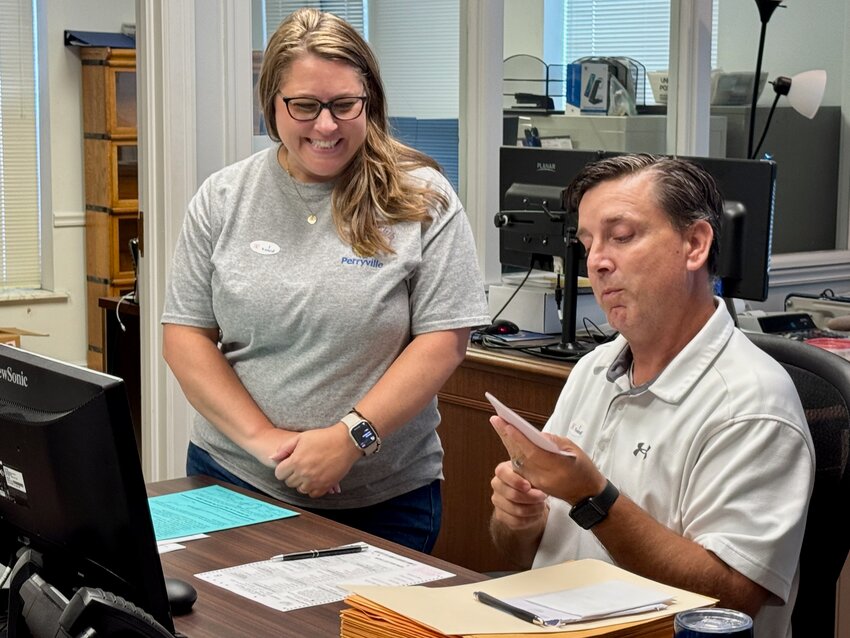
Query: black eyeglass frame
[[278, 94, 368, 121]]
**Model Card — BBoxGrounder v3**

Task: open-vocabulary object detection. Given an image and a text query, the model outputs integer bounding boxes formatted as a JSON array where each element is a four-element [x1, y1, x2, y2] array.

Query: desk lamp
[[746, 0, 827, 159], [750, 69, 827, 159]]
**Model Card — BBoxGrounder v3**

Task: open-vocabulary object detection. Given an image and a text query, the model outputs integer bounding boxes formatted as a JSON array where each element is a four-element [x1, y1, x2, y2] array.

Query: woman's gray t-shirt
[[161, 146, 489, 509]]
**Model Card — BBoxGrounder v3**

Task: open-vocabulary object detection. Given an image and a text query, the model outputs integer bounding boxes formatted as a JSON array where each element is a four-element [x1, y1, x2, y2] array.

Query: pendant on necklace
[[307, 214, 318, 225]]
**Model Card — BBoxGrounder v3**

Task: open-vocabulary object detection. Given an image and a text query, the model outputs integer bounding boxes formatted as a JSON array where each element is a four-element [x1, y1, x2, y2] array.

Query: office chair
[[747, 332, 850, 637]]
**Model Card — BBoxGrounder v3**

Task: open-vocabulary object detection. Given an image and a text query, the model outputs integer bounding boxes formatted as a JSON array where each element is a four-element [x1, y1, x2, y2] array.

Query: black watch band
[[569, 479, 619, 530]]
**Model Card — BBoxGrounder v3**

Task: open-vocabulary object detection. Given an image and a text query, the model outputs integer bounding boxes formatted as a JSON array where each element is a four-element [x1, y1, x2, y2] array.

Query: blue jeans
[[186, 442, 442, 553]]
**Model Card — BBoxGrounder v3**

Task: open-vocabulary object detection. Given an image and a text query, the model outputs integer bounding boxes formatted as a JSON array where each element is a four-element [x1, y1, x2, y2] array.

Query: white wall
[[503, 0, 544, 60], [717, 0, 846, 107], [0, 0, 134, 365]]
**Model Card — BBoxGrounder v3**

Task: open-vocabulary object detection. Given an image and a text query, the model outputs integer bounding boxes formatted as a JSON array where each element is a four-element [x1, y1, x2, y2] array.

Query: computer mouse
[[482, 319, 520, 336], [165, 577, 198, 616]]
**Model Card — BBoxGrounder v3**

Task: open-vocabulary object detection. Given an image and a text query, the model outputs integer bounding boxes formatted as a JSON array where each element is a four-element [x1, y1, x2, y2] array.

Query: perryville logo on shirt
[[340, 256, 384, 269]]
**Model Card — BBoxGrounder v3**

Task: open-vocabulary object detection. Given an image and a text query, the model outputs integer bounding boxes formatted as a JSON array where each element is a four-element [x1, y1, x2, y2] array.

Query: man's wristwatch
[[341, 409, 381, 456], [569, 479, 619, 529]]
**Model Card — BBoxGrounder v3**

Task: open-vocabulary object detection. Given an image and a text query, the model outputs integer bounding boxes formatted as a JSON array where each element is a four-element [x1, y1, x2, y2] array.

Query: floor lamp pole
[[747, 20, 768, 159], [747, 0, 783, 159]]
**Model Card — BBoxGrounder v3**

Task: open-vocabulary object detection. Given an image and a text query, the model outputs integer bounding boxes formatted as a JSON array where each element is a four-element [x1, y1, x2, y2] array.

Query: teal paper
[[149, 485, 298, 541]]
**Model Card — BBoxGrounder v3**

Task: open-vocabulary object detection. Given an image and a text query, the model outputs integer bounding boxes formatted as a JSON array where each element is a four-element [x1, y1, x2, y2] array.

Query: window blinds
[[0, 0, 41, 289], [563, 0, 718, 103], [263, 1, 365, 39]]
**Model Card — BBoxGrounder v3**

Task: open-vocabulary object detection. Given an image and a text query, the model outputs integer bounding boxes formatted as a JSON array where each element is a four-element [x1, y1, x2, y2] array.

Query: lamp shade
[[786, 69, 827, 119]]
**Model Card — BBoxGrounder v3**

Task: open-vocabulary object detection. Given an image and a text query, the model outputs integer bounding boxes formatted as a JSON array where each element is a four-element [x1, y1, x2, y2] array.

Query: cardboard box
[[0, 328, 48, 348], [566, 62, 609, 114]]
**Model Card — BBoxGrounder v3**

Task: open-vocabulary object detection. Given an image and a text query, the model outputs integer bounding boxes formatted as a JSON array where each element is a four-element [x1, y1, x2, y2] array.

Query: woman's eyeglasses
[[279, 95, 367, 121]]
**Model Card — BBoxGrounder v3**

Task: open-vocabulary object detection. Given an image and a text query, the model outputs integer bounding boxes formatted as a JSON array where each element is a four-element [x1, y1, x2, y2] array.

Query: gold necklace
[[281, 149, 319, 225]]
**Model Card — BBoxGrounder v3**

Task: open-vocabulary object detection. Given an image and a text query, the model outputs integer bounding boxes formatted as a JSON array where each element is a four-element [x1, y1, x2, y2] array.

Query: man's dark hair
[[562, 154, 724, 276]]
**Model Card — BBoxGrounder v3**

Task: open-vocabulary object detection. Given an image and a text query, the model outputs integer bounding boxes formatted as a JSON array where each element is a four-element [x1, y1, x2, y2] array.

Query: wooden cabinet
[[432, 347, 572, 573], [80, 47, 138, 370]]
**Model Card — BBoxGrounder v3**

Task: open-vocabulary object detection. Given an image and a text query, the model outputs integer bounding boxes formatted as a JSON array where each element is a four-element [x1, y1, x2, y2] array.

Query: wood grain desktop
[[149, 476, 486, 638]]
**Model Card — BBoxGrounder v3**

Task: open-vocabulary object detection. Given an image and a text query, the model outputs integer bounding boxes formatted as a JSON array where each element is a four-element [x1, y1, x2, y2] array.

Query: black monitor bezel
[[0, 345, 174, 633]]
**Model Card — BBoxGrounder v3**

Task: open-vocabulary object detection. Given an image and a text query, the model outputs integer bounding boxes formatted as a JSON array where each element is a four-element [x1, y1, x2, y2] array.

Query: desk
[[434, 346, 572, 573], [150, 476, 486, 637]]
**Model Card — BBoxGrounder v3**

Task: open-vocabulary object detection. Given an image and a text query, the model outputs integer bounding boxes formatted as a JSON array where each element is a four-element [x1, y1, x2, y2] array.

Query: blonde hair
[[258, 8, 448, 256]]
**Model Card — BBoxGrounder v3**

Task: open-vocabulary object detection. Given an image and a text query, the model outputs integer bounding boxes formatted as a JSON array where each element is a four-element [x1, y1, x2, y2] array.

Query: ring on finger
[[512, 457, 524, 470]]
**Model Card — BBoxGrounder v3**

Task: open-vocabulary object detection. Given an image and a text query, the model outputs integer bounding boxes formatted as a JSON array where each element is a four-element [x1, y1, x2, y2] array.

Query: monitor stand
[[540, 228, 596, 359]]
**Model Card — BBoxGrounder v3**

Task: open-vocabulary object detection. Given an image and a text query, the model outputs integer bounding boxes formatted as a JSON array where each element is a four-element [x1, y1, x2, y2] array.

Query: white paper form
[[194, 543, 454, 612], [507, 579, 674, 624]]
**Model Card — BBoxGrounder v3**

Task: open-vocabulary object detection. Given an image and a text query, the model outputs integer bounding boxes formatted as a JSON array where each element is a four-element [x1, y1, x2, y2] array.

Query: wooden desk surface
[[463, 344, 573, 381], [149, 476, 486, 638]]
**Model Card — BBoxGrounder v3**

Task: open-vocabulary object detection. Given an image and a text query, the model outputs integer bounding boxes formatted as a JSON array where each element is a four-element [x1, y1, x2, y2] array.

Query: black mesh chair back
[[747, 332, 850, 637]]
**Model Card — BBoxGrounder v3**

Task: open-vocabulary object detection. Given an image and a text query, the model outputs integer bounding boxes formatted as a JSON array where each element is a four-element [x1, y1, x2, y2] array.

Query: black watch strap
[[569, 479, 619, 530]]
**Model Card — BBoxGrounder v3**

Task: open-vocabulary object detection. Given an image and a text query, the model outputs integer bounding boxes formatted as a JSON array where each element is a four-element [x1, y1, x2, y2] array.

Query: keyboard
[[779, 328, 850, 341]]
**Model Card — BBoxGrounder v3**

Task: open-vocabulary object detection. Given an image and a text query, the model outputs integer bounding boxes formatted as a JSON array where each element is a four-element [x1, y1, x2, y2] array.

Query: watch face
[[350, 421, 378, 450], [570, 503, 604, 529], [569, 481, 618, 529]]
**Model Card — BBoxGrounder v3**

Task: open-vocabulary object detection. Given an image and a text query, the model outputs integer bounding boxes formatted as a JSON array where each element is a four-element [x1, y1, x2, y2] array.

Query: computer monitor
[[498, 146, 776, 302], [495, 148, 603, 357], [497, 147, 602, 273], [0, 345, 174, 635], [686, 154, 776, 302]]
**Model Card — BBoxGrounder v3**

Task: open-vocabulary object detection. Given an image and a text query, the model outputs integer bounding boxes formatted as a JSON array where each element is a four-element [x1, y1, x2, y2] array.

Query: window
[[561, 0, 718, 105], [253, 0, 460, 189], [262, 1, 365, 40], [506, 0, 850, 289], [368, 0, 459, 189], [0, 0, 41, 290], [716, 0, 848, 258]]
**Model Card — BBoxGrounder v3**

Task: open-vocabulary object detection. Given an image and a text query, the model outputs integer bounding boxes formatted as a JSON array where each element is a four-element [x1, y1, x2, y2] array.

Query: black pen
[[270, 544, 366, 562], [473, 591, 559, 627]]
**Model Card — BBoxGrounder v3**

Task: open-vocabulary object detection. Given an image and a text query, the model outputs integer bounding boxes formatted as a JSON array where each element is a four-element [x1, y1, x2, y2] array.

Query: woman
[[161, 8, 489, 553]]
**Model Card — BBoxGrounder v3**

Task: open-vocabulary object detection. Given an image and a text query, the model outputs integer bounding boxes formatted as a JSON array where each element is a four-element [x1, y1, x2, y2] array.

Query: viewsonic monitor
[[498, 146, 777, 303], [0, 345, 174, 635]]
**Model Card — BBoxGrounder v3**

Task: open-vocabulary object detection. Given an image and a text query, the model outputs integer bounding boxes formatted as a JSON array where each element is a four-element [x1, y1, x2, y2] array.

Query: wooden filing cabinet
[[80, 47, 138, 370], [433, 347, 572, 573]]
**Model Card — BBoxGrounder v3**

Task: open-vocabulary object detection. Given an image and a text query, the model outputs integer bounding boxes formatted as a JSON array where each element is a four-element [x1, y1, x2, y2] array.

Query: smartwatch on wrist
[[341, 409, 381, 456], [569, 479, 619, 529]]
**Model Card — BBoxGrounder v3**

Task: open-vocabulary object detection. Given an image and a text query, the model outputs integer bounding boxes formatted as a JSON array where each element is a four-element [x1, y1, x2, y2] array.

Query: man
[[489, 154, 814, 638]]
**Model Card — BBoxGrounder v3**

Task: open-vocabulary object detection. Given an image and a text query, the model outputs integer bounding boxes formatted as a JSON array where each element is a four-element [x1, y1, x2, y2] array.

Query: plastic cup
[[673, 609, 754, 637]]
